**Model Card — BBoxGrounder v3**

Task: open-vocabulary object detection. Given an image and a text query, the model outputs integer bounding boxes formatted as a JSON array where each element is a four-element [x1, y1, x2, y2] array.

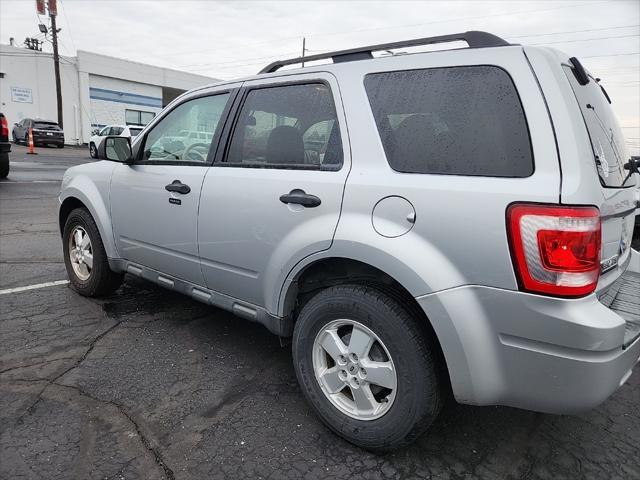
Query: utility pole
[[49, 0, 63, 129], [301, 37, 306, 68]]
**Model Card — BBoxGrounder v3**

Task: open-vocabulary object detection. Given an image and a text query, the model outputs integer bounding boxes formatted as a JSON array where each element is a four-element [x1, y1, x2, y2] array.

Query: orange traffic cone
[[27, 127, 37, 155]]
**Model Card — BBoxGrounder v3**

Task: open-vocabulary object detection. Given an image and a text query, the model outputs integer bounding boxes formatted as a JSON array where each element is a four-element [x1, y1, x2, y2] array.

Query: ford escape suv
[[59, 31, 640, 451]]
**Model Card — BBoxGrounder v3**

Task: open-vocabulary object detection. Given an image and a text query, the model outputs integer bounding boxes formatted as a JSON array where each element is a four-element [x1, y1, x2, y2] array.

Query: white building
[[0, 44, 218, 145]]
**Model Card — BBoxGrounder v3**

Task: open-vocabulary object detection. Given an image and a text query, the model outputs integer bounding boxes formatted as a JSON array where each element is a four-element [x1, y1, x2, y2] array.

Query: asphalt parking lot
[[1, 143, 639, 480]]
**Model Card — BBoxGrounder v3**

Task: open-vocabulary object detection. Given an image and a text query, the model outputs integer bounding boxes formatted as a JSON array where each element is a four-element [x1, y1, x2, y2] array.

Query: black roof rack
[[259, 31, 510, 74]]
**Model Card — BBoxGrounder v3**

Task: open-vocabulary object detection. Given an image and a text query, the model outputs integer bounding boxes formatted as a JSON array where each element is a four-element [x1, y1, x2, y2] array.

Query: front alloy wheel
[[63, 207, 123, 296], [68, 226, 93, 281]]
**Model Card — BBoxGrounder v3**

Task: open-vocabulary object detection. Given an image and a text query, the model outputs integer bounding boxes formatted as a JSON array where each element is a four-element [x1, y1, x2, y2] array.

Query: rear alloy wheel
[[63, 208, 123, 296], [89, 143, 97, 158], [293, 285, 443, 451], [312, 319, 397, 420]]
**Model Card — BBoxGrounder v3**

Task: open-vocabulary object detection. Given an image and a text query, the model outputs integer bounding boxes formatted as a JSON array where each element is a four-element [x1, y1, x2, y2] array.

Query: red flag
[[36, 0, 45, 15], [47, 0, 57, 16]]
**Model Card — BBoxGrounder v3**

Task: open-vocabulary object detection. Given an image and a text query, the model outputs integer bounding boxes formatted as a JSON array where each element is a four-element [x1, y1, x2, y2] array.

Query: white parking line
[[0, 280, 69, 295], [0, 181, 61, 184]]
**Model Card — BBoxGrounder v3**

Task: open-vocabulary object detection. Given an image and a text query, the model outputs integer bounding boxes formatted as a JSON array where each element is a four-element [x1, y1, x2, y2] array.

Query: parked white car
[[89, 125, 143, 158]]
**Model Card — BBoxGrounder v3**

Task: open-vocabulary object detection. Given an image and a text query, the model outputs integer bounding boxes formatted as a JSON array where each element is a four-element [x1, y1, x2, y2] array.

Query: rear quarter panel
[[311, 47, 561, 298]]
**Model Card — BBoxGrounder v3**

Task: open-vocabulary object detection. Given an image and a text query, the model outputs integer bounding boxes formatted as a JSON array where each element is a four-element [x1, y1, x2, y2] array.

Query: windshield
[[34, 122, 60, 130], [563, 65, 635, 188]]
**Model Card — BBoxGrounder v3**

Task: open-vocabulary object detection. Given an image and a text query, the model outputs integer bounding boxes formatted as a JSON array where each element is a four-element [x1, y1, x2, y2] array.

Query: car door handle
[[279, 189, 321, 208], [165, 180, 191, 194]]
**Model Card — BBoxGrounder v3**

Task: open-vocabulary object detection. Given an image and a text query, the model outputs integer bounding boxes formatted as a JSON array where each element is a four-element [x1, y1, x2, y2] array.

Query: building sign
[[10, 87, 33, 103]]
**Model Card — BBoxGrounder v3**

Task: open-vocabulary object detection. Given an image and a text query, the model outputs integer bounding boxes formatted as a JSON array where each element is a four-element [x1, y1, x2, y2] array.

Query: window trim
[[363, 64, 535, 179], [215, 79, 344, 172], [133, 89, 238, 167]]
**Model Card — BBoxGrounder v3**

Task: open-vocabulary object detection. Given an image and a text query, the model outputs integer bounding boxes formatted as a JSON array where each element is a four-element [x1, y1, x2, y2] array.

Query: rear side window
[[364, 66, 533, 177], [225, 83, 343, 170]]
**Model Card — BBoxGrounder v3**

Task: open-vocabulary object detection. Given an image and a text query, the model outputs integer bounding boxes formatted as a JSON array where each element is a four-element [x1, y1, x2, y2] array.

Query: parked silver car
[[59, 31, 640, 451]]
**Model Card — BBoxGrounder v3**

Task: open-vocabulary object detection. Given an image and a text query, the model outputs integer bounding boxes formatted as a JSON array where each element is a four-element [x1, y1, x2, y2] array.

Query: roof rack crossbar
[[259, 30, 509, 74]]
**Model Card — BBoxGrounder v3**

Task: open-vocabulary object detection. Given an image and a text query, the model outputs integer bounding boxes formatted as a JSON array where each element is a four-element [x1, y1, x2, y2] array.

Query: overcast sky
[[1, 0, 638, 152]]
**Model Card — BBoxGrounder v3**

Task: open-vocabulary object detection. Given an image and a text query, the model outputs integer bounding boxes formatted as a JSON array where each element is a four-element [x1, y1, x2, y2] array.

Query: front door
[[198, 74, 350, 308], [110, 89, 234, 285]]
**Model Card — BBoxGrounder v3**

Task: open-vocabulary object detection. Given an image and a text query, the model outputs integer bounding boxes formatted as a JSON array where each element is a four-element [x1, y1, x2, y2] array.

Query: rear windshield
[[364, 66, 533, 177], [563, 65, 635, 188], [34, 122, 60, 130]]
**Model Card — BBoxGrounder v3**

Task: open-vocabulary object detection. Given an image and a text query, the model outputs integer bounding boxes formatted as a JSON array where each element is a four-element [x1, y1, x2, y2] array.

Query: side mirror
[[101, 136, 133, 163]]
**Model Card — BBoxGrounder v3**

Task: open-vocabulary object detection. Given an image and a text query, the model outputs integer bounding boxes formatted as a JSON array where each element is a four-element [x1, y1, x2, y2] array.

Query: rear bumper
[[33, 135, 64, 145], [417, 249, 640, 414]]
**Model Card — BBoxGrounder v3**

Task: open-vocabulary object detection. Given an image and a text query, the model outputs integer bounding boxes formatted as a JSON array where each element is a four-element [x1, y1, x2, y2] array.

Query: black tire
[[292, 284, 443, 451], [12, 132, 18, 144], [62, 208, 123, 296], [0, 155, 8, 179], [89, 142, 97, 158]]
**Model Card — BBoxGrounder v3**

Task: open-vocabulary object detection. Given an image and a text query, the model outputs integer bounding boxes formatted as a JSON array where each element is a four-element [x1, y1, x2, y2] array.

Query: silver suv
[[59, 31, 640, 451]]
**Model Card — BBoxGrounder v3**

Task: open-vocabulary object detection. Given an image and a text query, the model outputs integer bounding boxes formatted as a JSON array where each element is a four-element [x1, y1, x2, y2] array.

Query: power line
[[528, 33, 639, 46], [174, 51, 299, 69], [507, 24, 639, 39], [583, 52, 639, 58], [161, 0, 608, 58]]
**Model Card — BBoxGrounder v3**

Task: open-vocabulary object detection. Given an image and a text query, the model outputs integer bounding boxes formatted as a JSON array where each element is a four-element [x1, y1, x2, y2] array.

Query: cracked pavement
[[1, 145, 639, 479]]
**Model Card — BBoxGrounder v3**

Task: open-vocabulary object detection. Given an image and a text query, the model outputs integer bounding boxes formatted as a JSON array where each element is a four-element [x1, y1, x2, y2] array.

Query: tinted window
[[125, 110, 139, 125], [142, 93, 229, 163], [141, 111, 156, 125], [34, 121, 60, 130], [126, 109, 156, 126], [226, 83, 342, 170], [364, 66, 533, 177], [563, 65, 635, 188], [99, 127, 110, 136], [111, 126, 124, 135], [129, 127, 142, 137]]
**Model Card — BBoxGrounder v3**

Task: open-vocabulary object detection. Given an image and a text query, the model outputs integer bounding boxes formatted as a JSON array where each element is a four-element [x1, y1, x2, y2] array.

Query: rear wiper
[[622, 157, 640, 186], [595, 78, 612, 104]]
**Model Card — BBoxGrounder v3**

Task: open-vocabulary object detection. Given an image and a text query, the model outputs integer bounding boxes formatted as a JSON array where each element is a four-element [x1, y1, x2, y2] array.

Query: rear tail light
[[0, 116, 8, 138], [507, 203, 601, 297]]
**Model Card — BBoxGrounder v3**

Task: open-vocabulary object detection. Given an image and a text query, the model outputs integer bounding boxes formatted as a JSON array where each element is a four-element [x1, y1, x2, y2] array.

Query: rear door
[[198, 73, 350, 308], [562, 62, 637, 283]]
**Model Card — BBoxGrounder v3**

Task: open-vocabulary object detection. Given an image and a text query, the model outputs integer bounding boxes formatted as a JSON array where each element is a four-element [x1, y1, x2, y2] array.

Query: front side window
[[225, 83, 342, 170], [364, 66, 533, 177], [142, 93, 230, 163], [99, 126, 110, 136], [111, 126, 124, 136]]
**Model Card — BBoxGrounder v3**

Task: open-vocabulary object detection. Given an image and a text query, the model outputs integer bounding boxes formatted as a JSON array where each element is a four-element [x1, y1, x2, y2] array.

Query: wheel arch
[[279, 255, 453, 395], [59, 182, 118, 259]]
